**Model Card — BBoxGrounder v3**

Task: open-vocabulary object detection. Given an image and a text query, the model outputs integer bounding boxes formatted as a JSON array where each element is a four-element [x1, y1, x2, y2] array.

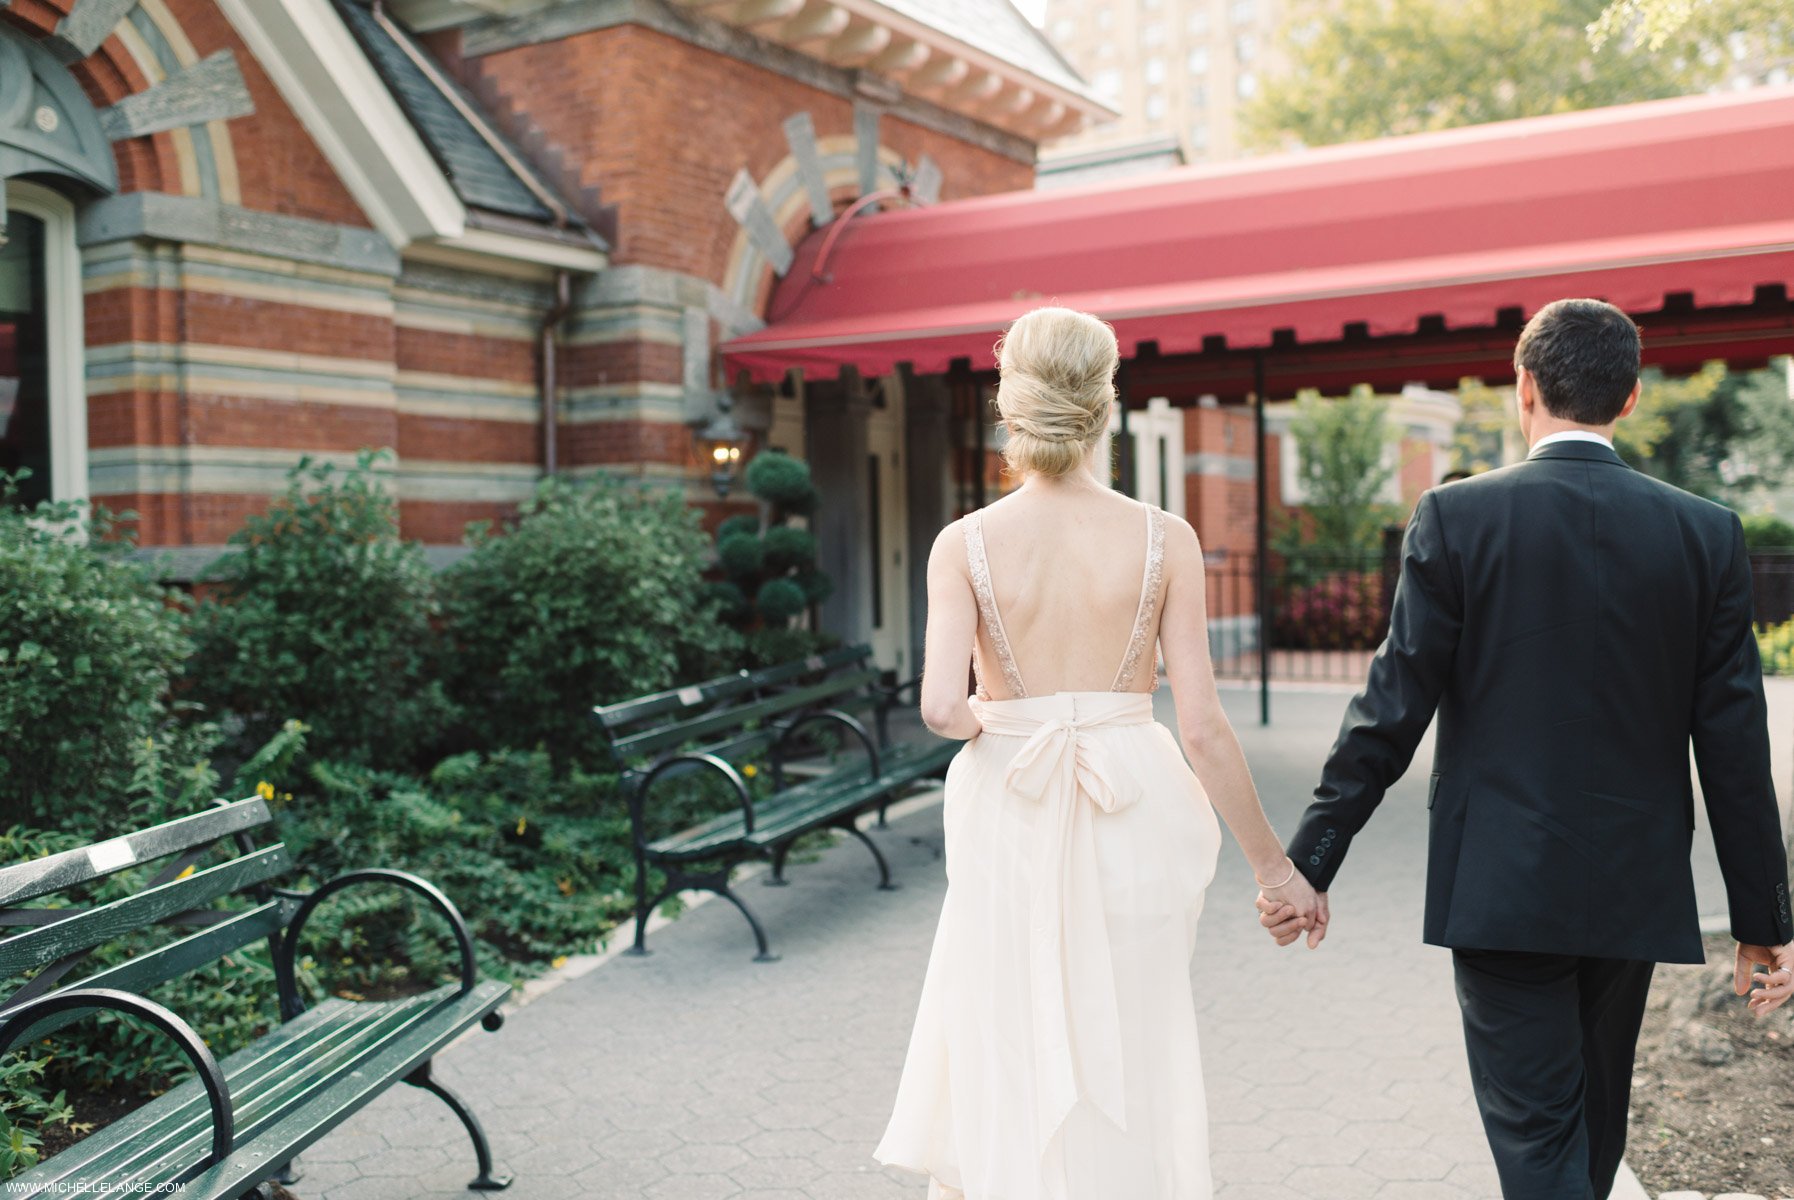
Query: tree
[[1247, 0, 1710, 150], [1276, 386, 1399, 558], [1589, 0, 1792, 54]]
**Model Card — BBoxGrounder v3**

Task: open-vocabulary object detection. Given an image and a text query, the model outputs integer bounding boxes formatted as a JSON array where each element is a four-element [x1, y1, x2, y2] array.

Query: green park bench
[[0, 798, 513, 1199], [594, 644, 960, 962]]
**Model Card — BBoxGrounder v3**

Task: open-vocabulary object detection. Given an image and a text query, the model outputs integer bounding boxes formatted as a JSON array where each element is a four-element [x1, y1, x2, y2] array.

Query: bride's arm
[[918, 522, 984, 740], [1158, 517, 1316, 917]]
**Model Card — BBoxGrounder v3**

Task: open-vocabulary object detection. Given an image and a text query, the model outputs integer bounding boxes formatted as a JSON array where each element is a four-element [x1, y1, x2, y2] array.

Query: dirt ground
[[1629, 933, 1794, 1198]]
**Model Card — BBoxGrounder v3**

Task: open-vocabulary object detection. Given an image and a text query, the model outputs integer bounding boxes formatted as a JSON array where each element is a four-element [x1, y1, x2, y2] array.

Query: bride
[[873, 307, 1320, 1199]]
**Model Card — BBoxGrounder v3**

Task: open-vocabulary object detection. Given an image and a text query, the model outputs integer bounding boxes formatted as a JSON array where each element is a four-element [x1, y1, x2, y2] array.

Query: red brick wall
[[464, 24, 1032, 283]]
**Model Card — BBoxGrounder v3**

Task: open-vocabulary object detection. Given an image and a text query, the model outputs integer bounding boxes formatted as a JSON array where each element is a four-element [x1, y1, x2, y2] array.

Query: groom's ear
[[1515, 367, 1537, 415], [1616, 380, 1642, 422]]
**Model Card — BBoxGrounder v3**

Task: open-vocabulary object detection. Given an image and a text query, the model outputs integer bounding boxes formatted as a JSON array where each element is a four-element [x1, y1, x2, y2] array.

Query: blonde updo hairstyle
[[993, 306, 1119, 478]]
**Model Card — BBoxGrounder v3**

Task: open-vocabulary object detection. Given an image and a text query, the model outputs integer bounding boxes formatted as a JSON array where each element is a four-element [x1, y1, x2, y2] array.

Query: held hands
[[1734, 941, 1794, 1016], [1252, 858, 1329, 950]]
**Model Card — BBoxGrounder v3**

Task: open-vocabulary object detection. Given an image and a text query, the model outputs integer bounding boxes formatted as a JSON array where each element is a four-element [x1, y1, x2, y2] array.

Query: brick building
[[0, 0, 1107, 673]]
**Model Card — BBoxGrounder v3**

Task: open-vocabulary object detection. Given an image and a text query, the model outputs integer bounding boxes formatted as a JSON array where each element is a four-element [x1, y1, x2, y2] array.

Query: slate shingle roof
[[334, 0, 571, 226], [882, 0, 1099, 105]]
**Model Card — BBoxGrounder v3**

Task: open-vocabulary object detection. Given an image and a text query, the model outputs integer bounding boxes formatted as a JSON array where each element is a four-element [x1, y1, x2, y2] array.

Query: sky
[[1014, 0, 1048, 26]]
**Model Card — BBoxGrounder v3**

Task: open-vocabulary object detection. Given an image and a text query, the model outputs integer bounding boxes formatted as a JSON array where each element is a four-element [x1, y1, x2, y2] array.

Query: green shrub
[[744, 451, 819, 511], [762, 525, 816, 571], [756, 577, 807, 622], [797, 569, 834, 605], [716, 514, 760, 543], [184, 453, 452, 771], [717, 531, 764, 576], [1741, 512, 1794, 552], [0, 479, 191, 827], [442, 475, 738, 764], [1758, 619, 1794, 675]]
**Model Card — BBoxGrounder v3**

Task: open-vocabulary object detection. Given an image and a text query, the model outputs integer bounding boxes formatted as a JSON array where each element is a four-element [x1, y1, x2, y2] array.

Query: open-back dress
[[875, 503, 1223, 1200]]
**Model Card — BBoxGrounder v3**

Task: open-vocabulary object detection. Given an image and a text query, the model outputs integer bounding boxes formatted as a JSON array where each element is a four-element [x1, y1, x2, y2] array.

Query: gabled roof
[[332, 0, 570, 226], [876, 0, 1095, 107]]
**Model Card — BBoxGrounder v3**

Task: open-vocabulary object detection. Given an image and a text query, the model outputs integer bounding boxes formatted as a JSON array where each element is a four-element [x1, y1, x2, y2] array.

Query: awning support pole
[[1255, 353, 1270, 727], [1115, 363, 1132, 492]]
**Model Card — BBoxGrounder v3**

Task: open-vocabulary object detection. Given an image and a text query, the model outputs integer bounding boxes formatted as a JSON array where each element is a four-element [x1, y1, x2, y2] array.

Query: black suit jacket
[[1288, 439, 1794, 963]]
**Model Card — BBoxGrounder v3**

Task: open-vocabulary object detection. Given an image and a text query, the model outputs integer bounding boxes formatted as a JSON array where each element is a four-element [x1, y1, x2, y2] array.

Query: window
[[1093, 67, 1123, 99], [1051, 18, 1075, 43], [1096, 6, 1114, 30], [1230, 0, 1255, 23], [1190, 122, 1210, 149], [1145, 57, 1166, 84], [0, 182, 82, 510], [1141, 21, 1165, 47], [1187, 45, 1209, 74], [1235, 31, 1257, 62], [1145, 92, 1167, 120], [1236, 70, 1258, 98], [1187, 9, 1210, 36], [1188, 80, 1207, 110]]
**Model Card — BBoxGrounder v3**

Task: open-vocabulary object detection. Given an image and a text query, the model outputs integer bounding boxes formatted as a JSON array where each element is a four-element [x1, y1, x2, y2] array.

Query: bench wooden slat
[[0, 845, 290, 978], [13, 985, 463, 1191], [595, 643, 871, 734], [0, 798, 272, 907], [649, 740, 960, 861], [612, 669, 881, 760], [0, 899, 299, 1037]]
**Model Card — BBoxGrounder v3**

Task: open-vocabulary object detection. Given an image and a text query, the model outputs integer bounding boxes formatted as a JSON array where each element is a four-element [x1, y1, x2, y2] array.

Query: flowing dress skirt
[[875, 692, 1223, 1200]]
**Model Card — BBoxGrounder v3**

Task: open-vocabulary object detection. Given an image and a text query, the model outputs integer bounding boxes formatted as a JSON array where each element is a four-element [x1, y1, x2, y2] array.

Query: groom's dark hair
[[1513, 299, 1641, 425]]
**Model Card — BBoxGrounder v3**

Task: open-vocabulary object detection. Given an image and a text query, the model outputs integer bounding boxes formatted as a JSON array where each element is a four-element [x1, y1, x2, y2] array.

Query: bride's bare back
[[968, 484, 1163, 698]]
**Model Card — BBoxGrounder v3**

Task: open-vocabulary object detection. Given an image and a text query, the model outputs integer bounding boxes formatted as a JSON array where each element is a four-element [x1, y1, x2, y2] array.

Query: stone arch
[[720, 107, 942, 325]]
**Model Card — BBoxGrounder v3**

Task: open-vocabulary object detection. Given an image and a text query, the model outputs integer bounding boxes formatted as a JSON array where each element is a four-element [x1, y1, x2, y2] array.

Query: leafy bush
[[744, 451, 818, 512], [184, 453, 452, 771], [756, 578, 807, 621], [1758, 619, 1794, 676], [1741, 512, 1794, 552], [0, 479, 192, 828], [1274, 571, 1387, 651], [442, 475, 738, 764]]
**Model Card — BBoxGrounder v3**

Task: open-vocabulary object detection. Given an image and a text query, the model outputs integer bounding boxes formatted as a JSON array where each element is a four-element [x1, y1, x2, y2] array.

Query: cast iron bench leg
[[763, 843, 792, 886], [273, 1156, 302, 1185], [714, 882, 781, 962], [836, 817, 899, 891], [404, 1059, 513, 1191]]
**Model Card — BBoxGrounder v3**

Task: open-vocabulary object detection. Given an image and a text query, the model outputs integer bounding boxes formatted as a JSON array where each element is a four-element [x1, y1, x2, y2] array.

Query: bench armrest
[[275, 869, 480, 1021], [632, 753, 757, 845], [769, 708, 880, 791], [0, 986, 235, 1169], [870, 673, 923, 745]]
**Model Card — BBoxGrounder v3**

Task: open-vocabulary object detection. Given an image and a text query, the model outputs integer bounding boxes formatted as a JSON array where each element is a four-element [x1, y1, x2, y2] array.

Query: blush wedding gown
[[875, 504, 1224, 1200]]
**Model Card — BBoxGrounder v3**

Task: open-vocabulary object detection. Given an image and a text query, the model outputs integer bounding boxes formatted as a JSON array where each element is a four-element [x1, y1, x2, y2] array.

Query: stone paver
[[295, 688, 1518, 1198]]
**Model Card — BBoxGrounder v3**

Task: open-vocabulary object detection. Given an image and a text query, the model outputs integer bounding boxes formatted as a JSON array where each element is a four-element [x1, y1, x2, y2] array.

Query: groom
[[1268, 298, 1794, 1199]]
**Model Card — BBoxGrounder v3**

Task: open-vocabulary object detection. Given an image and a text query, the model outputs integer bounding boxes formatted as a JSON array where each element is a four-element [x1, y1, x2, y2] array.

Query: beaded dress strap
[[1112, 506, 1166, 692], [964, 512, 1028, 699]]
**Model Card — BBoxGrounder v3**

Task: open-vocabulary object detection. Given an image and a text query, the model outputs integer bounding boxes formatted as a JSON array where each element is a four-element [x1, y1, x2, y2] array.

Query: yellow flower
[[556, 877, 574, 896], [515, 815, 528, 836], [742, 764, 759, 778], [255, 781, 275, 801], [176, 864, 194, 880], [551, 955, 569, 969]]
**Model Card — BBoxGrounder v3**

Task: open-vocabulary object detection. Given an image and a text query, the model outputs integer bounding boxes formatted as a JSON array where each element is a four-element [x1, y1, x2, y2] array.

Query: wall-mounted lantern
[[694, 397, 748, 498]]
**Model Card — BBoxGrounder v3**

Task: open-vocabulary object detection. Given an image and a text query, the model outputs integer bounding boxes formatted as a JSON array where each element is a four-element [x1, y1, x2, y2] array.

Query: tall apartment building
[[1040, 0, 1291, 166]]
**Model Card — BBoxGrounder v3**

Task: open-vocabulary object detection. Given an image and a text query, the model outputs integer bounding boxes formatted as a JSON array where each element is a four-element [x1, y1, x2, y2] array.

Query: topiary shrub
[[0, 476, 192, 828], [441, 475, 740, 765], [712, 452, 833, 652], [184, 452, 453, 771]]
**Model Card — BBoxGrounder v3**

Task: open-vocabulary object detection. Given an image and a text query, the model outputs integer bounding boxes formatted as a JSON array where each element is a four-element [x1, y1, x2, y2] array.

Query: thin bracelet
[[1255, 856, 1297, 889]]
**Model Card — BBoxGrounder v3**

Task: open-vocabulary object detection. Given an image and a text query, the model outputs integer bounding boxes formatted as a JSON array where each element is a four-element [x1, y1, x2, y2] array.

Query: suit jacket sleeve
[[1692, 513, 1794, 947], [1288, 489, 1463, 891]]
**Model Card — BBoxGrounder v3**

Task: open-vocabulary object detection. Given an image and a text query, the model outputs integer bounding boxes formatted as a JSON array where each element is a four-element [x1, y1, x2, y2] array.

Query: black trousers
[[1452, 949, 1655, 1200]]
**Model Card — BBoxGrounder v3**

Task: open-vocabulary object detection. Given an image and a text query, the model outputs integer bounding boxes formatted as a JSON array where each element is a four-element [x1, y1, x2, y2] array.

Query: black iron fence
[[1204, 540, 1794, 684], [1204, 529, 1403, 684]]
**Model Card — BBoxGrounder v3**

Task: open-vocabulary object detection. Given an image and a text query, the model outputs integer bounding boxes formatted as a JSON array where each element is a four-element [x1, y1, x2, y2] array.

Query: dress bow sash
[[969, 693, 1154, 1158]]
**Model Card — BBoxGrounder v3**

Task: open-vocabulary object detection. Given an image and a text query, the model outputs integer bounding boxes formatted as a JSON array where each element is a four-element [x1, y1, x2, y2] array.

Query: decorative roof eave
[[669, 0, 1113, 139]]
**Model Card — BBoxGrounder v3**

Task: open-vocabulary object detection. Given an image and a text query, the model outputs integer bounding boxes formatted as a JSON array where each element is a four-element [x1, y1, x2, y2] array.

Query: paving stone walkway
[[293, 687, 1683, 1200]]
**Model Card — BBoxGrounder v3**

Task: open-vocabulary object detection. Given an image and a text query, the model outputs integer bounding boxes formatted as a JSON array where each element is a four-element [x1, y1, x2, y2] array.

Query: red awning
[[723, 86, 1794, 383]]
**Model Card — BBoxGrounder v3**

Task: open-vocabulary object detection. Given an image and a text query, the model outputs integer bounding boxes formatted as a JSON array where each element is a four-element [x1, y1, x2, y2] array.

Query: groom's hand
[[1734, 941, 1794, 1015], [1256, 892, 1329, 950]]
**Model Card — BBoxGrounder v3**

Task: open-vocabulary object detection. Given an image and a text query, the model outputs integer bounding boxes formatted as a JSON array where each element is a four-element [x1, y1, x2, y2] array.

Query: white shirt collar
[[1529, 430, 1614, 457]]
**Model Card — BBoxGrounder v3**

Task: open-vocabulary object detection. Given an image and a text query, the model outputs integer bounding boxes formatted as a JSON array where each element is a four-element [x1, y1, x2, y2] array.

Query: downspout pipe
[[541, 270, 572, 476]]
